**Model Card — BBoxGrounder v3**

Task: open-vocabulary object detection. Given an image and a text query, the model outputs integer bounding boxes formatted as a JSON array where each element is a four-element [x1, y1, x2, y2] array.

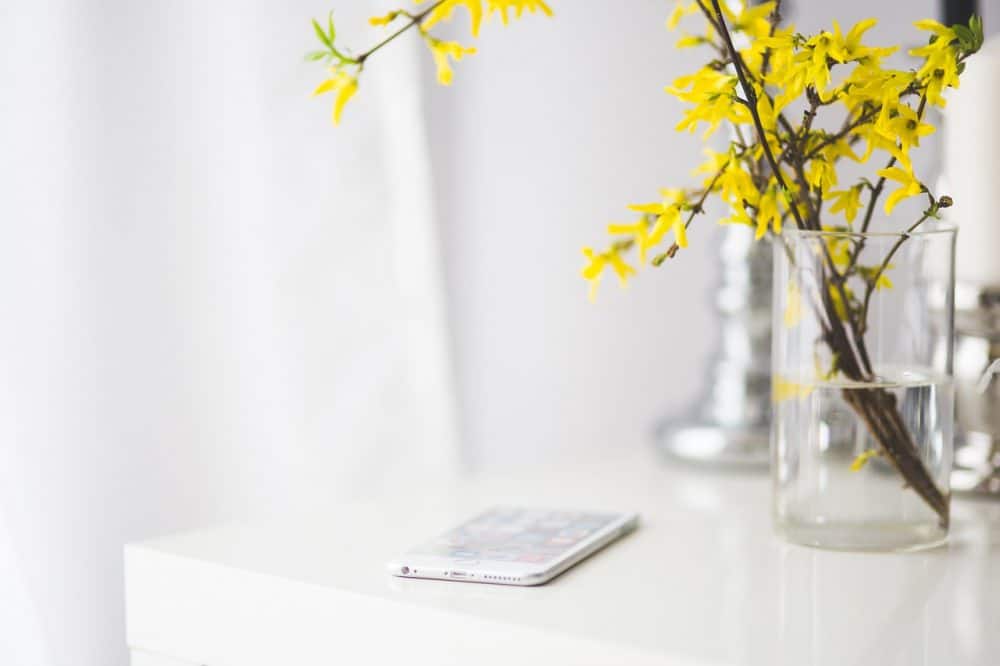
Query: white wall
[[0, 2, 455, 665]]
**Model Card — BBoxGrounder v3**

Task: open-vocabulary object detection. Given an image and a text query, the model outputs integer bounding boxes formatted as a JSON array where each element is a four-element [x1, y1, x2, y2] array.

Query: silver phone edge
[[524, 512, 639, 586], [388, 512, 639, 587]]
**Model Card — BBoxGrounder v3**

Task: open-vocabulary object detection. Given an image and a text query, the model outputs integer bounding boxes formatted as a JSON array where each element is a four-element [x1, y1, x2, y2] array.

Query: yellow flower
[[369, 11, 400, 27], [757, 26, 798, 87], [755, 89, 778, 137], [421, 0, 552, 35], [694, 148, 757, 216], [670, 68, 751, 138], [802, 31, 837, 92], [913, 18, 958, 40], [827, 282, 855, 320], [627, 189, 688, 249], [821, 137, 862, 165], [859, 264, 894, 290], [829, 19, 896, 64], [821, 229, 853, 270], [758, 28, 796, 51], [773, 376, 814, 402], [421, 0, 485, 37], [911, 20, 961, 106], [676, 34, 708, 49], [607, 218, 651, 262], [880, 104, 935, 154], [666, 1, 698, 30], [816, 352, 841, 381], [758, 27, 816, 110], [487, 0, 553, 25], [721, 0, 775, 41], [850, 449, 882, 472], [828, 185, 863, 223], [425, 37, 477, 85], [766, 60, 806, 112], [695, 149, 759, 218], [784, 279, 802, 328], [851, 96, 917, 167], [312, 68, 359, 125], [843, 65, 913, 115], [877, 166, 923, 214], [852, 126, 901, 169], [806, 157, 837, 192], [790, 19, 896, 102], [755, 184, 782, 239], [581, 246, 636, 300]]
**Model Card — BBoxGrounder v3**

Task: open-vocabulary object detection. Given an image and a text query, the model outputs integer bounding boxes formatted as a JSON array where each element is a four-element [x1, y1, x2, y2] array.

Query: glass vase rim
[[781, 221, 957, 240]]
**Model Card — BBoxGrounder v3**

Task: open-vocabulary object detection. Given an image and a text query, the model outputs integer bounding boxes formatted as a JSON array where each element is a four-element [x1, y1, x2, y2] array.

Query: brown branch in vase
[[705, 0, 953, 526]]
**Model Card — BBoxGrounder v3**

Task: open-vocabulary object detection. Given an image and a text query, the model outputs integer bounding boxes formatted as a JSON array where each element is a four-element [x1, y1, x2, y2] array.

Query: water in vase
[[773, 366, 954, 551]]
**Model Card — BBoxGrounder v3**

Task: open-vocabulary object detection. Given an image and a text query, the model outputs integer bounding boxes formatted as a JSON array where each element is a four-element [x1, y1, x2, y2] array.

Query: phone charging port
[[449, 570, 467, 578]]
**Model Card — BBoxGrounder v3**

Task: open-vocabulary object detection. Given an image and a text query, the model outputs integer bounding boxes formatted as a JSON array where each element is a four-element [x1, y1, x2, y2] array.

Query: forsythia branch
[[309, 0, 553, 124]]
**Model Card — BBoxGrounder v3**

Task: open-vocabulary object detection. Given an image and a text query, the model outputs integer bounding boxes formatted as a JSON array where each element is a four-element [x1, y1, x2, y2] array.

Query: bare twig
[[356, 0, 446, 66]]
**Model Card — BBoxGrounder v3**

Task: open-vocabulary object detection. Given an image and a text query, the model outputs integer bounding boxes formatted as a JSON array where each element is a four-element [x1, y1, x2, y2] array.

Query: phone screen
[[409, 507, 621, 565]]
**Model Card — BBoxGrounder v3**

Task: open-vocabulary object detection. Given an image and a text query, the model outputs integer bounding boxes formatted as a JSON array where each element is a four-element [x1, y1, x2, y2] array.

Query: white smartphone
[[387, 507, 639, 586]]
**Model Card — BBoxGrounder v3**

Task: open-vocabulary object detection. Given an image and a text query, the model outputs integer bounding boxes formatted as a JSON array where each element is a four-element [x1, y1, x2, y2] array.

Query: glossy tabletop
[[125, 447, 1000, 665]]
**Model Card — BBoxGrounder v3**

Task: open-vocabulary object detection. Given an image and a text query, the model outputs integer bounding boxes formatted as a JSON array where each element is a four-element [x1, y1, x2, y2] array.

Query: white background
[[1, 1, 998, 666], [0, 1, 457, 664]]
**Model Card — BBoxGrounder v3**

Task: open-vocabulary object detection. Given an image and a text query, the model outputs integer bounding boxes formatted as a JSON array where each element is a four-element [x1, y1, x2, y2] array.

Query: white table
[[125, 446, 1000, 665]]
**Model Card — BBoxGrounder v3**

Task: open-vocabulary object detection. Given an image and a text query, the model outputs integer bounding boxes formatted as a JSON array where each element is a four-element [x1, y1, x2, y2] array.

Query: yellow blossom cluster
[[310, 0, 552, 124], [421, 0, 553, 37], [581, 0, 981, 298]]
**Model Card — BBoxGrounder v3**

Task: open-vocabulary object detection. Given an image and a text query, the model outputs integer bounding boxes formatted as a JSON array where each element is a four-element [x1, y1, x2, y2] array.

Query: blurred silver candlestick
[[655, 0, 775, 467], [655, 225, 772, 466]]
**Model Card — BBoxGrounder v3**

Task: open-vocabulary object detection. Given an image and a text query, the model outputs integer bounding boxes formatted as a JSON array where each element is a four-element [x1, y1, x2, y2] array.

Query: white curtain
[[0, 1, 458, 665]]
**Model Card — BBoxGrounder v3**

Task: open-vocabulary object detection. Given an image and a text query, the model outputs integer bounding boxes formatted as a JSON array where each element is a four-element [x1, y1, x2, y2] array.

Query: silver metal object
[[655, 225, 773, 467], [950, 283, 1000, 495]]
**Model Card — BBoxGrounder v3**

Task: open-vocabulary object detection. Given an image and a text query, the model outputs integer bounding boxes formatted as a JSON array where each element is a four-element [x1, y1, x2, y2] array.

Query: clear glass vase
[[771, 223, 957, 551]]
